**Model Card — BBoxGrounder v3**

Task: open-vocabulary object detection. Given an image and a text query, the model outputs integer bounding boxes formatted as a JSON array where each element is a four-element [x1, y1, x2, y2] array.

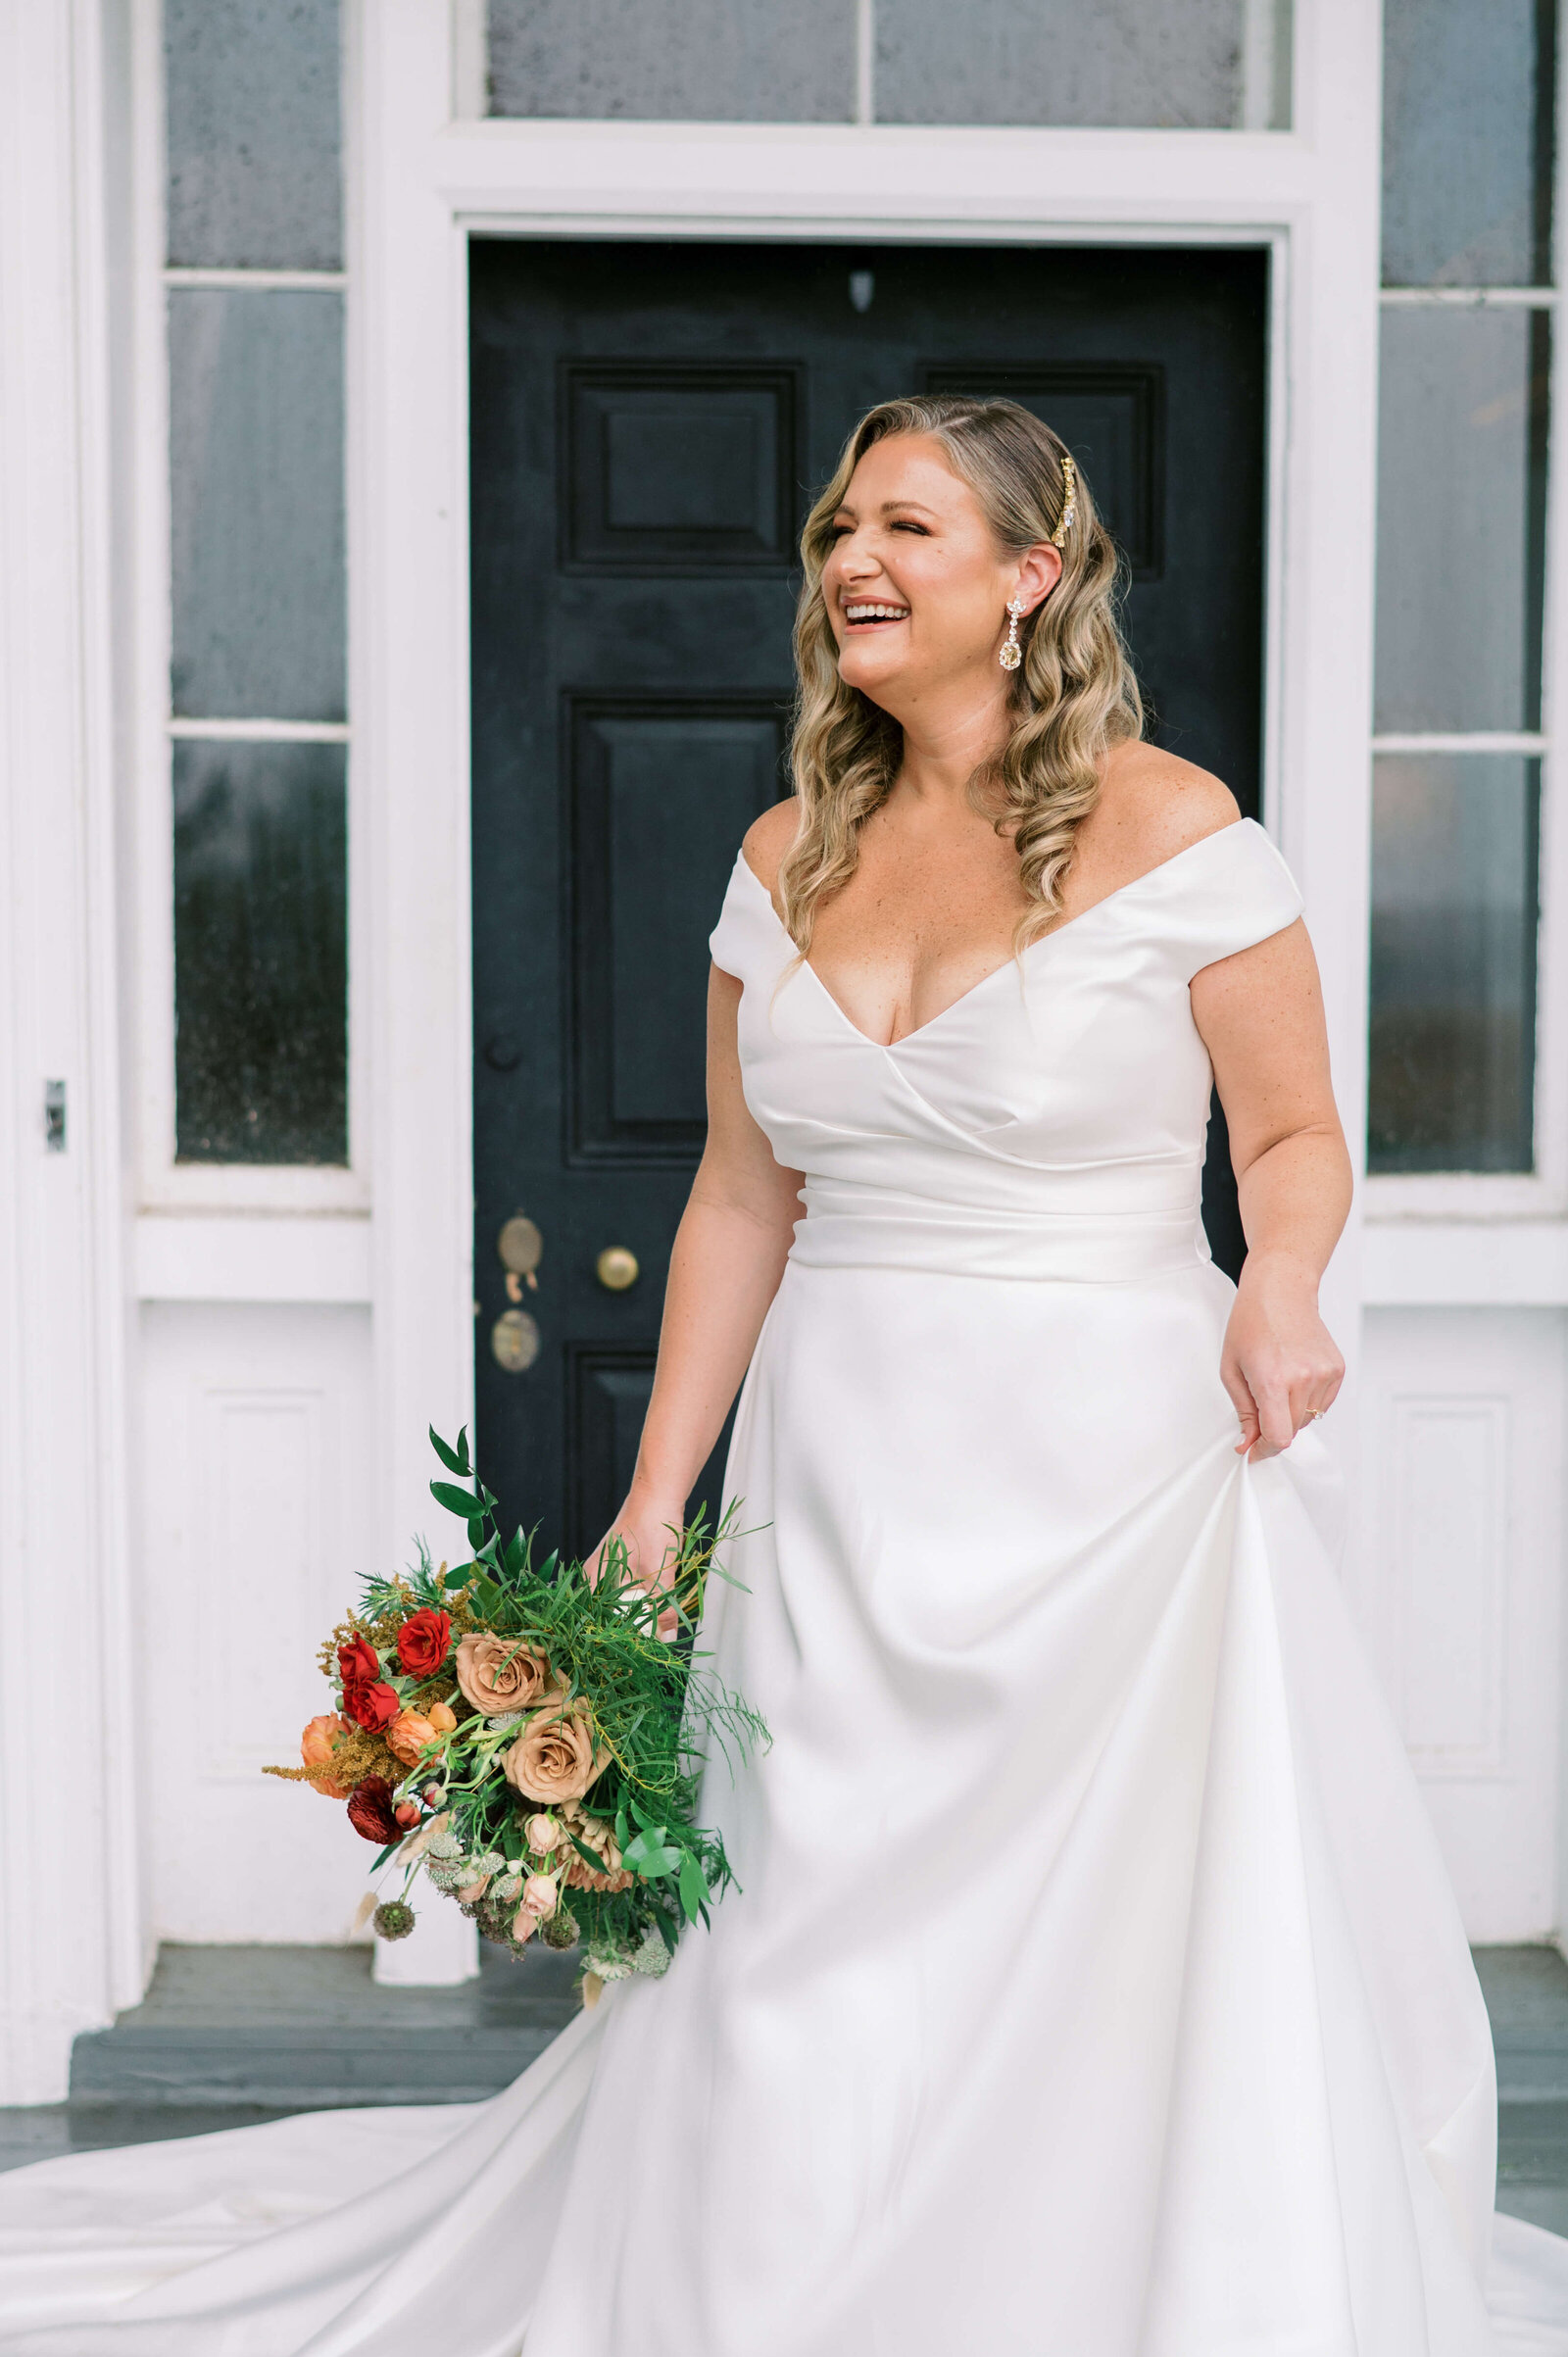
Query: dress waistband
[[788, 1178, 1212, 1284]]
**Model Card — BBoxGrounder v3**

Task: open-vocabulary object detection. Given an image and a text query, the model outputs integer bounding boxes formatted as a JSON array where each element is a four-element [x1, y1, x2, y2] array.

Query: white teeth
[[844, 603, 909, 621]]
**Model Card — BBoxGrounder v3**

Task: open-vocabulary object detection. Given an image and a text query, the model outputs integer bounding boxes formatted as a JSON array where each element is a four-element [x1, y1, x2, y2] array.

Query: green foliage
[[341, 1430, 769, 1974]]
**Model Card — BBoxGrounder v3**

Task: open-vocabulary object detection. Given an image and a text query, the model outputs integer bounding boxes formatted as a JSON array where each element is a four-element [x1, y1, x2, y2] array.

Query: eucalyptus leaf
[[428, 1427, 466, 1475]]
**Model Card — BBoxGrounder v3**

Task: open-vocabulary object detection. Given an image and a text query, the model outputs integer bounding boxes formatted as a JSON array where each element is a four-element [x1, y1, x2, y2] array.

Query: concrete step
[[1474, 1945, 1568, 2103], [67, 1940, 580, 2110]]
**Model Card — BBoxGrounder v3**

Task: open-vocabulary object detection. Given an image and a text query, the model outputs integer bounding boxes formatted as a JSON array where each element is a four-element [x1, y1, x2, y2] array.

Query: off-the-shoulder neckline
[[732, 816, 1263, 1053]]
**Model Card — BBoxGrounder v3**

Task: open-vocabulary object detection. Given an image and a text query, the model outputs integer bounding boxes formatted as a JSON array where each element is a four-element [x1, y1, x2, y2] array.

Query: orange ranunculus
[[386, 1708, 439, 1767], [300, 1713, 351, 1798], [428, 1700, 458, 1733]]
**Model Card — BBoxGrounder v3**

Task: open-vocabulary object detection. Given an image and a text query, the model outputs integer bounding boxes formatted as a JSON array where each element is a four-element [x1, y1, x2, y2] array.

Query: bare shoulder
[[741, 797, 801, 894], [1085, 741, 1242, 886]]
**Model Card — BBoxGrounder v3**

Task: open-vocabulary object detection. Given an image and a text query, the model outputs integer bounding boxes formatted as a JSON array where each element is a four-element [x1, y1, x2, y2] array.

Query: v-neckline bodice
[[735, 818, 1251, 1052]]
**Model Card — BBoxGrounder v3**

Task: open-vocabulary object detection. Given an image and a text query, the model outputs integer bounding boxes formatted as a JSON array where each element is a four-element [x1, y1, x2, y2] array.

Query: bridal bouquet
[[266, 1428, 765, 2001]]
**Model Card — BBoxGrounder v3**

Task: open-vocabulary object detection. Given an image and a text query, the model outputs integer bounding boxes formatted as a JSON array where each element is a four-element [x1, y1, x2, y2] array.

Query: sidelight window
[[161, 0, 350, 1172], [1369, 0, 1556, 1179]]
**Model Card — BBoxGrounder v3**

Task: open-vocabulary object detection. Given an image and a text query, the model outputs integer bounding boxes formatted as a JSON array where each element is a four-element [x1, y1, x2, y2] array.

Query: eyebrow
[[832, 498, 941, 520]]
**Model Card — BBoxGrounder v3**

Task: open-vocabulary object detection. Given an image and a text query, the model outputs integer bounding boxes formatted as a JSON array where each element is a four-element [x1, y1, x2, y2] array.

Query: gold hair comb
[[1051, 455, 1077, 549]]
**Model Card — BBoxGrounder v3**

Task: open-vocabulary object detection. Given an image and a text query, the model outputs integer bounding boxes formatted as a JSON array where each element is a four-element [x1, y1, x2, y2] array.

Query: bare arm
[[593, 962, 804, 1585], [1190, 917, 1353, 1460]]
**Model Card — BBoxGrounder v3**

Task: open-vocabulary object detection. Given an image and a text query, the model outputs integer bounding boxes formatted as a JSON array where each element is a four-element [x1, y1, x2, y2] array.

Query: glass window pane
[[874, 0, 1291, 128], [1382, 0, 1552, 287], [173, 740, 348, 1165], [1374, 307, 1548, 734], [169, 288, 346, 723], [486, 0, 854, 121], [1368, 754, 1539, 1174], [165, 0, 342, 271]]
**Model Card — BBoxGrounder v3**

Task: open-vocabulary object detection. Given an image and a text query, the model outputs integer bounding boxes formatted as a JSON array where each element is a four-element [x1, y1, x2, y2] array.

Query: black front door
[[469, 239, 1267, 1554]]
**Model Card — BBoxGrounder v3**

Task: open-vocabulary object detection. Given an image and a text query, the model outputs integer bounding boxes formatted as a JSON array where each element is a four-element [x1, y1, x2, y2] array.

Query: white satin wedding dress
[[8, 815, 1568, 2355]]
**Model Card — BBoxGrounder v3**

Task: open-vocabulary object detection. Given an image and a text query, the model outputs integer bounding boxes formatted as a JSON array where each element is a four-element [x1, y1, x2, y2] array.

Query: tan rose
[[560, 1804, 634, 1894], [385, 1709, 438, 1767], [456, 1877, 491, 1903], [300, 1713, 351, 1798], [454, 1633, 557, 1716], [502, 1702, 609, 1806], [521, 1872, 559, 1920]]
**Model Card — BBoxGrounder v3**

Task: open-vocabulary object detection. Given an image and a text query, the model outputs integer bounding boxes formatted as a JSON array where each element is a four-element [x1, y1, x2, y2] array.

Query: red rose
[[346, 1776, 400, 1844], [396, 1607, 452, 1678], [344, 1680, 400, 1733], [338, 1635, 379, 1687]]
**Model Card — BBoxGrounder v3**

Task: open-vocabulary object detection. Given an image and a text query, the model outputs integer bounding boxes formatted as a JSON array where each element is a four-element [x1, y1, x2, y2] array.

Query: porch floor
[[1, 1943, 1565, 2230]]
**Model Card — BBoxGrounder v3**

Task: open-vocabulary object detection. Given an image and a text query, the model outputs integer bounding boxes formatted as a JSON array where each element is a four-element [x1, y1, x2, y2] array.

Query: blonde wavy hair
[[778, 395, 1144, 955]]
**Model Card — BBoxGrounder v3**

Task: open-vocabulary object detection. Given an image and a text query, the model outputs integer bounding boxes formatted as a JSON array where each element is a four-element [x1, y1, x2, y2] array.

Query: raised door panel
[[568, 698, 788, 1162]]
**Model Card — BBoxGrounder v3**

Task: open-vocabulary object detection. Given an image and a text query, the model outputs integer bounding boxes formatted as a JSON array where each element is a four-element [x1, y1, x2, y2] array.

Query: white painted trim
[[352, 0, 1384, 1572], [167, 716, 353, 742], [1240, 0, 1287, 132], [854, 0, 873, 129], [0, 0, 143, 2100], [451, 0, 486, 123], [1372, 732, 1547, 756], [135, 1211, 373, 1302], [162, 267, 346, 291], [357, 3, 478, 1575], [1532, 26, 1568, 1238], [147, 1161, 370, 1212], [1380, 286, 1557, 308], [1364, 1221, 1568, 1305], [129, 0, 177, 1211]]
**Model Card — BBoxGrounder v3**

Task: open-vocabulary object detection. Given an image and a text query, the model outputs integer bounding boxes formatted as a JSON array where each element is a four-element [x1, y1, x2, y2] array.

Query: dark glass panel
[[1368, 755, 1539, 1173], [165, 0, 342, 271], [173, 739, 348, 1164]]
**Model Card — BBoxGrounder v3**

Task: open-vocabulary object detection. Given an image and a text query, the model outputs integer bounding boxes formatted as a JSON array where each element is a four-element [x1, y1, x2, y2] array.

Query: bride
[[7, 394, 1568, 2354]]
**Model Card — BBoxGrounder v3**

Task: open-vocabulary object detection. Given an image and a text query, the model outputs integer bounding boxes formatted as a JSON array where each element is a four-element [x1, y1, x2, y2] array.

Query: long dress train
[[7, 817, 1568, 2354]]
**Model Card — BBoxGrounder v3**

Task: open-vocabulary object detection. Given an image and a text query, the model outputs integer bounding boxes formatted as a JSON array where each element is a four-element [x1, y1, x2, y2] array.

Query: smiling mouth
[[842, 601, 910, 629]]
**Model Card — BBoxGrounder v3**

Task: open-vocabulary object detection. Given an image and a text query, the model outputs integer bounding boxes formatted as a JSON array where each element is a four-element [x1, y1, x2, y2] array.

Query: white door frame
[[0, 0, 143, 2103], [354, 0, 1384, 1580]]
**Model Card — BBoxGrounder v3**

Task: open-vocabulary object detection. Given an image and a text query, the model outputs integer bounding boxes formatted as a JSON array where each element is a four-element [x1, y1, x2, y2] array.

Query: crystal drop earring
[[1000, 595, 1025, 672]]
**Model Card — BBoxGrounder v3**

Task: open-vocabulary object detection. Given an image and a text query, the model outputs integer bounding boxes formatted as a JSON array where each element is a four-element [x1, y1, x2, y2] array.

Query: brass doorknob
[[596, 1245, 639, 1292]]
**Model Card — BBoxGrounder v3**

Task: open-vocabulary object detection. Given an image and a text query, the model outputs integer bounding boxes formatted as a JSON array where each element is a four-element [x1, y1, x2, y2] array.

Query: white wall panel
[[140, 1301, 376, 1941], [1353, 1305, 1568, 1940]]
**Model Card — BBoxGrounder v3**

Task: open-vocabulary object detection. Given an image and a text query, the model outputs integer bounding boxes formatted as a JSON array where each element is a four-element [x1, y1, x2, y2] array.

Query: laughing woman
[[7, 397, 1568, 2354]]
